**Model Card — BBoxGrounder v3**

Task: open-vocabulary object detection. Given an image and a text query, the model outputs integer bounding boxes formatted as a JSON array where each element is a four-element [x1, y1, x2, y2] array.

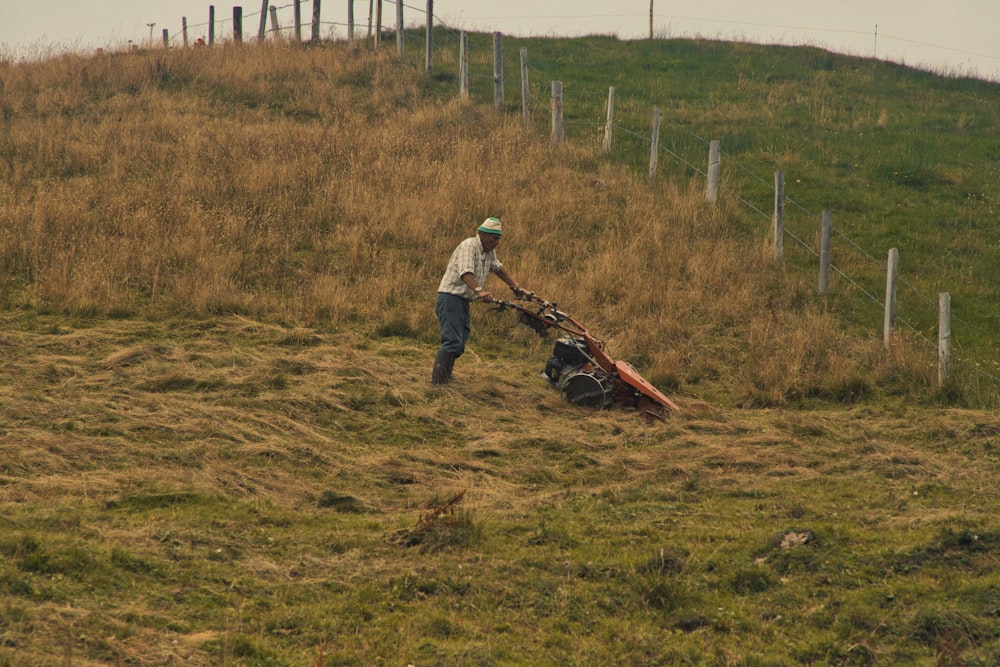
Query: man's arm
[[460, 272, 491, 302], [463, 268, 529, 302], [496, 267, 535, 300], [495, 267, 521, 293]]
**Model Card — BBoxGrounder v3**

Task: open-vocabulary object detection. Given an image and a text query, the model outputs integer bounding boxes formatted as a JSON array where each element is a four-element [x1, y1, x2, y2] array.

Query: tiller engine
[[494, 294, 680, 418]]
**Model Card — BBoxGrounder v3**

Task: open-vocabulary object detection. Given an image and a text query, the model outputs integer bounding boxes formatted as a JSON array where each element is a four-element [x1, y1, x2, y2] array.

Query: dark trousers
[[435, 292, 471, 356]]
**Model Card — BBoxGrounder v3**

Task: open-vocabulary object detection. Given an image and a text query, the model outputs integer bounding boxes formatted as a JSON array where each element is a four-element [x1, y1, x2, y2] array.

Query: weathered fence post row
[[190, 2, 328, 45]]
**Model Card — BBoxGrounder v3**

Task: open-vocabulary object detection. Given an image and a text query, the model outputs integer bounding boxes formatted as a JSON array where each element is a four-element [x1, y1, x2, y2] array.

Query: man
[[432, 217, 531, 385]]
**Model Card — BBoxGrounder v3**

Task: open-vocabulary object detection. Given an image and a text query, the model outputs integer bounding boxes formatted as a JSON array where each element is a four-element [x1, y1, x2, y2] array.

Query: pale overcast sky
[[2, 1, 998, 81]]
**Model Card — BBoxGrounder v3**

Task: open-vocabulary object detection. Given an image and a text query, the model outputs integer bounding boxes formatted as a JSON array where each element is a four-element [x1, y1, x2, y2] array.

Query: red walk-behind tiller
[[493, 293, 680, 419]]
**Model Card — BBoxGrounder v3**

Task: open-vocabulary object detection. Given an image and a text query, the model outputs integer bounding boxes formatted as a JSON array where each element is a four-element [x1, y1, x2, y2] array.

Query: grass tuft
[[316, 491, 368, 513], [388, 491, 480, 552]]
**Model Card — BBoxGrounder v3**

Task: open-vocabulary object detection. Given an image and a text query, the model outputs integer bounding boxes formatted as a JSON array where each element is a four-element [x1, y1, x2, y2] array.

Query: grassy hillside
[[2, 35, 981, 407], [1, 36, 999, 665]]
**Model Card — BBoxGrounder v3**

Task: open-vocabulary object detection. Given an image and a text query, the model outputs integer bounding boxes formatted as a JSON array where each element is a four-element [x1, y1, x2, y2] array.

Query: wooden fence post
[[347, 0, 354, 43], [396, 0, 404, 57], [773, 172, 784, 263], [269, 6, 280, 35], [375, 0, 382, 48], [520, 48, 530, 127], [602, 87, 615, 153], [258, 0, 268, 40], [162, 28, 169, 48], [233, 7, 243, 43], [459, 32, 469, 99], [294, 0, 302, 41], [425, 0, 434, 72], [648, 108, 661, 180], [938, 292, 951, 388], [884, 247, 899, 347], [182, 17, 189, 47], [209, 6, 216, 46], [818, 210, 832, 295], [311, 0, 321, 42], [551, 81, 564, 144], [493, 33, 504, 109], [706, 140, 721, 202]]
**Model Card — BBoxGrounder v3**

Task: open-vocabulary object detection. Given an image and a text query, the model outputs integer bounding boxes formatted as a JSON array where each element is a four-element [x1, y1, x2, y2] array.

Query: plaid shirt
[[437, 236, 503, 300]]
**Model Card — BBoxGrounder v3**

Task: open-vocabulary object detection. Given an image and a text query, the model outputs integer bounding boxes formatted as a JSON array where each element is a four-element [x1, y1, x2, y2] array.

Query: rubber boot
[[431, 350, 456, 385]]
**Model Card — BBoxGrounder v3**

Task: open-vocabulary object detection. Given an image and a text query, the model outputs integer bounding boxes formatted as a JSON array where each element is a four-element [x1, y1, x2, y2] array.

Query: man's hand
[[478, 291, 495, 303], [512, 285, 535, 300]]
